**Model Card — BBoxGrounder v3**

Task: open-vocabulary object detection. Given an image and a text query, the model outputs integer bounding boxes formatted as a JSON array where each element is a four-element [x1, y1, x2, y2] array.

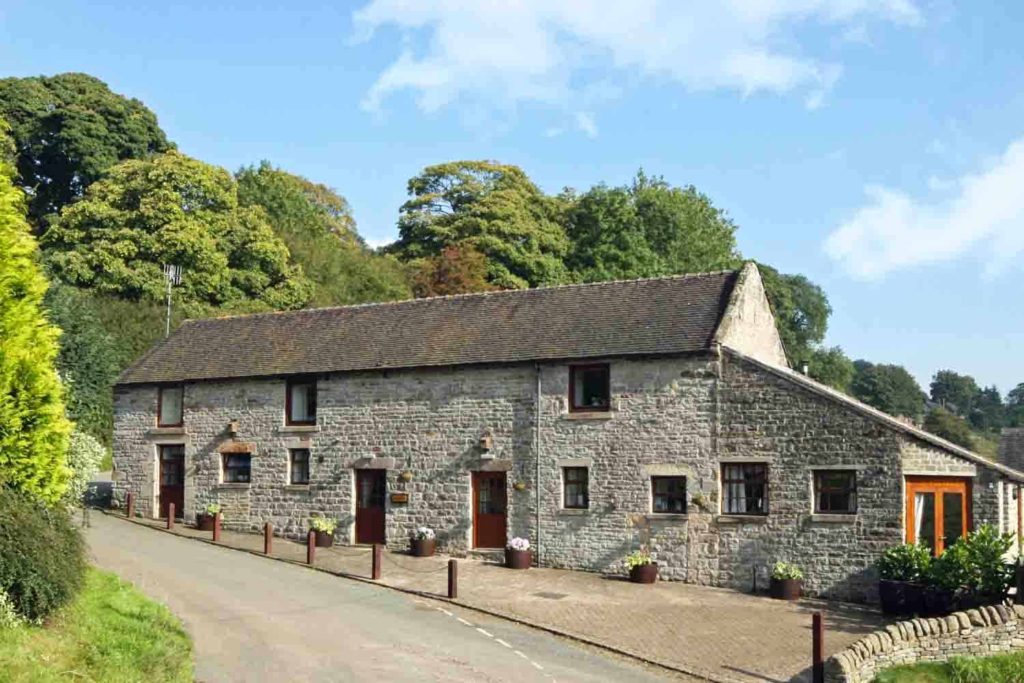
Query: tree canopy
[[923, 407, 975, 450], [0, 73, 172, 228], [562, 171, 740, 282], [235, 162, 410, 307], [930, 370, 981, 416], [388, 160, 570, 289], [411, 243, 494, 298], [850, 360, 926, 419], [0, 135, 72, 503], [42, 151, 313, 309]]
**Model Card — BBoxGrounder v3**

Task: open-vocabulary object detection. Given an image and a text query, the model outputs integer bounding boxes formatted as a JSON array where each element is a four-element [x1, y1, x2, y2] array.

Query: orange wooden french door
[[905, 476, 971, 556]]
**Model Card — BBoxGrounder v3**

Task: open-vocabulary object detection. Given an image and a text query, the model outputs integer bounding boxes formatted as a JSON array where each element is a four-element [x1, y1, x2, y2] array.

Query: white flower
[[508, 537, 530, 551]]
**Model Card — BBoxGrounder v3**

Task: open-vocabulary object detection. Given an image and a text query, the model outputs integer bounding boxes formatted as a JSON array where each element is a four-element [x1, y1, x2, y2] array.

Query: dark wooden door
[[356, 470, 386, 544], [159, 445, 185, 519], [473, 471, 507, 549], [905, 476, 972, 556]]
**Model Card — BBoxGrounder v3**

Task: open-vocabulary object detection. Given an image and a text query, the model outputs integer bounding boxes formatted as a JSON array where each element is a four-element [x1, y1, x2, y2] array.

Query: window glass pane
[[223, 454, 251, 483], [722, 464, 766, 514], [290, 449, 310, 485], [814, 471, 856, 514], [942, 492, 964, 550], [159, 386, 183, 425], [289, 382, 314, 422], [915, 492, 936, 553], [563, 467, 589, 508], [652, 476, 686, 513], [572, 366, 609, 410]]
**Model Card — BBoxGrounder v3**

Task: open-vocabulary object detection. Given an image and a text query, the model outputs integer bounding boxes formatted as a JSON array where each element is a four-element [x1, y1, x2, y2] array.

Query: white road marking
[[515, 651, 529, 659], [495, 638, 512, 648], [476, 628, 494, 638], [531, 661, 544, 671], [457, 617, 473, 626]]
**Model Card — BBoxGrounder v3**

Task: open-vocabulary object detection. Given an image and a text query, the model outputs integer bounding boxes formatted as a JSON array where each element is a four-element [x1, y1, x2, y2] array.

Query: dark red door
[[159, 445, 185, 519], [356, 470, 386, 544], [473, 471, 507, 548]]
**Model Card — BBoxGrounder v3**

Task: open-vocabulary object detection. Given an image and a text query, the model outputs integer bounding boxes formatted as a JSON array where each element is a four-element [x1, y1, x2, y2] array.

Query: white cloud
[[353, 0, 921, 126], [575, 112, 598, 138], [824, 137, 1024, 279]]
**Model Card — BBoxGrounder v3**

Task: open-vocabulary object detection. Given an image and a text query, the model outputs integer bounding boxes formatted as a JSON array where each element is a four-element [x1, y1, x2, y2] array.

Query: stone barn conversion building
[[113, 263, 1024, 602]]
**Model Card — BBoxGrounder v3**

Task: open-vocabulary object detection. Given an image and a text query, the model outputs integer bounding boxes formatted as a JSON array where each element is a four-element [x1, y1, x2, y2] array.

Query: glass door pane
[[942, 492, 964, 550], [915, 492, 936, 553]]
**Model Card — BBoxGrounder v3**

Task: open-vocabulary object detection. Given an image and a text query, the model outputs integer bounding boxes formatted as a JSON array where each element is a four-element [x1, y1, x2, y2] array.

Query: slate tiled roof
[[117, 270, 739, 385]]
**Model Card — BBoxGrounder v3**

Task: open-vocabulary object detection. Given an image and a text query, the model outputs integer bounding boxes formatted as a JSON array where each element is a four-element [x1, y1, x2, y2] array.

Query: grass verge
[[0, 567, 192, 682], [874, 650, 1024, 682]]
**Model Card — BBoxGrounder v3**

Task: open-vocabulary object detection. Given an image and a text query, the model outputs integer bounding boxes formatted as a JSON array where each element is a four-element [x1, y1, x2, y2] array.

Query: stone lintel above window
[[219, 441, 257, 454], [350, 457, 396, 470]]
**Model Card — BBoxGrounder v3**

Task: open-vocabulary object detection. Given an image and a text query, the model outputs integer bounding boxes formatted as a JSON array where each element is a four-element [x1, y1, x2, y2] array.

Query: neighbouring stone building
[[113, 263, 1024, 602]]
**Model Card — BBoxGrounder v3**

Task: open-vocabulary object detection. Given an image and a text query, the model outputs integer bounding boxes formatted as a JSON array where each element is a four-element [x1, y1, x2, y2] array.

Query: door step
[[466, 548, 505, 564]]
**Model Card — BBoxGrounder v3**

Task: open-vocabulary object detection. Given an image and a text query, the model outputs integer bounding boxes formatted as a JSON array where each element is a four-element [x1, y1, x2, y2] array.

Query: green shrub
[[0, 588, 23, 628], [878, 543, 932, 582], [927, 539, 972, 592], [62, 430, 107, 506], [624, 550, 654, 569], [0, 486, 86, 621], [772, 561, 804, 581], [961, 524, 1014, 597]]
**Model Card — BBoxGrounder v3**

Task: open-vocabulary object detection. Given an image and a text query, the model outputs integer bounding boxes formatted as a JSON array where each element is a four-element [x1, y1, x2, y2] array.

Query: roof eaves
[[723, 346, 1024, 483]]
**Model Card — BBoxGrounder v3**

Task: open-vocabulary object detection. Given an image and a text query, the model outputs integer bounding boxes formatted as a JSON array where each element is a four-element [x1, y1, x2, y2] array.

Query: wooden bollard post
[[812, 612, 824, 683], [307, 530, 316, 565], [372, 543, 382, 580], [213, 512, 221, 542], [448, 559, 458, 599], [166, 503, 175, 529], [126, 491, 134, 518], [263, 522, 273, 555]]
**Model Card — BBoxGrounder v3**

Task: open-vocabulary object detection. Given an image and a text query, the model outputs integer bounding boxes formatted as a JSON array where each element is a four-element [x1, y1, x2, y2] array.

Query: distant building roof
[[117, 270, 739, 385]]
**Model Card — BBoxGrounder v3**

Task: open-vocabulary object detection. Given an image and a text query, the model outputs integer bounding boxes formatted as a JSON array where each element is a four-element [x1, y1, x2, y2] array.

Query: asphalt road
[[86, 514, 676, 683]]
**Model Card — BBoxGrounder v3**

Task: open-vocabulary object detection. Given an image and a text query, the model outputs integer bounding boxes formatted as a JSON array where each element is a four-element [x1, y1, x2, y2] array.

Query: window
[[814, 470, 857, 514], [652, 476, 687, 514], [157, 385, 184, 427], [222, 454, 251, 484], [286, 378, 317, 425], [562, 467, 589, 509], [569, 364, 610, 412], [721, 463, 768, 515], [289, 449, 310, 485]]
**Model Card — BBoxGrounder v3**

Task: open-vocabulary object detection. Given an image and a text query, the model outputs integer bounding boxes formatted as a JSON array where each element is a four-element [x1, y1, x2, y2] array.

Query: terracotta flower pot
[[196, 514, 215, 531], [629, 563, 658, 584], [314, 529, 334, 547], [770, 578, 802, 601], [410, 538, 436, 557], [506, 548, 531, 569]]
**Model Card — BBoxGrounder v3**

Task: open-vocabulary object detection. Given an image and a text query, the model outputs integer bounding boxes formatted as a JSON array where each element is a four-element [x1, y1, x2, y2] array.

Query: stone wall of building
[[825, 604, 1024, 683], [1000, 429, 1024, 472]]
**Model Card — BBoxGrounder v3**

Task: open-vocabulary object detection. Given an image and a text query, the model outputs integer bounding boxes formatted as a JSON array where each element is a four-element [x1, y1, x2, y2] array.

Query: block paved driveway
[[98, 514, 889, 682], [86, 513, 680, 683]]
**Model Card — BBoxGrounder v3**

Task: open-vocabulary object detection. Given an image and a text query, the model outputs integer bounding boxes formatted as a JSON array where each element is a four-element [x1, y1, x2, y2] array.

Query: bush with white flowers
[[507, 537, 530, 551], [62, 430, 106, 506], [411, 526, 435, 541]]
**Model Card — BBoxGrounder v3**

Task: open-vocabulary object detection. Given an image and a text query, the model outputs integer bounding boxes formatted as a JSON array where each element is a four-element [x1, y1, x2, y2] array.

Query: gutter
[[534, 363, 542, 565]]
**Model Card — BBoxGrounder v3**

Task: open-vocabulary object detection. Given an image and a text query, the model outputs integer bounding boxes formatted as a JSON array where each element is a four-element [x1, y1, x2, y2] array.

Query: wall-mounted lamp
[[400, 471, 413, 482], [479, 433, 493, 451], [513, 481, 527, 492], [228, 420, 239, 435]]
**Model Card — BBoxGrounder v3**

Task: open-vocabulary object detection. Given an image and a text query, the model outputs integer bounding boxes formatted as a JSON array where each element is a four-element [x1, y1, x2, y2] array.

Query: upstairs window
[[223, 454, 251, 484], [286, 378, 317, 425], [289, 448, 310, 485], [652, 476, 687, 514], [722, 463, 768, 515], [814, 470, 857, 514], [157, 385, 184, 427], [562, 467, 589, 509], [569, 364, 610, 412]]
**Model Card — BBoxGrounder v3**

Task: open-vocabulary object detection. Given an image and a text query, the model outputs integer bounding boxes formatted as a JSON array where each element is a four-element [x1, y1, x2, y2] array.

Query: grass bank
[[874, 650, 1024, 682], [0, 568, 192, 682]]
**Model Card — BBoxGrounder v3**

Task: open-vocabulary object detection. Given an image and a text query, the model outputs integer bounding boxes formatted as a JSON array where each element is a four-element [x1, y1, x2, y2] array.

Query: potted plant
[[625, 549, 658, 584], [962, 524, 1015, 607], [196, 503, 221, 531], [770, 561, 803, 600], [877, 543, 931, 616], [506, 537, 531, 569], [409, 527, 436, 557], [310, 516, 337, 548], [923, 540, 970, 616]]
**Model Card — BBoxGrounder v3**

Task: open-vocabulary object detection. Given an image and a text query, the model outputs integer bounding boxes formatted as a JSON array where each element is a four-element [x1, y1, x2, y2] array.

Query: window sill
[[810, 513, 857, 524], [715, 514, 768, 524], [646, 513, 690, 522], [214, 483, 250, 491], [148, 426, 186, 436], [562, 411, 614, 421], [284, 484, 311, 492], [558, 508, 590, 515], [278, 424, 320, 434]]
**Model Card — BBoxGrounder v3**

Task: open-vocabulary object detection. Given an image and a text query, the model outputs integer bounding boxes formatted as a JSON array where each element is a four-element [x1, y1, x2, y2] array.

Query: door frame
[[157, 444, 185, 519], [904, 476, 972, 555], [354, 469, 387, 545], [472, 470, 508, 549]]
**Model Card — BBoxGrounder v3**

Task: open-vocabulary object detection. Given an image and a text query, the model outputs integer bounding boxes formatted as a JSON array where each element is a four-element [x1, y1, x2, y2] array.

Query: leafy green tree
[[0, 138, 72, 504], [1007, 383, 1024, 427], [63, 429, 106, 505], [412, 243, 494, 298], [923, 407, 975, 449], [929, 370, 981, 417], [42, 151, 313, 309], [563, 171, 740, 282], [806, 346, 855, 392], [236, 162, 410, 306], [969, 385, 1005, 432], [758, 264, 831, 365], [389, 160, 570, 289], [850, 360, 926, 419], [0, 73, 172, 227]]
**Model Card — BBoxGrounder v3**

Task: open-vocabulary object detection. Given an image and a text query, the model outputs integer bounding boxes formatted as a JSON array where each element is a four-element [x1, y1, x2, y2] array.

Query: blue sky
[[3, 1, 1023, 392]]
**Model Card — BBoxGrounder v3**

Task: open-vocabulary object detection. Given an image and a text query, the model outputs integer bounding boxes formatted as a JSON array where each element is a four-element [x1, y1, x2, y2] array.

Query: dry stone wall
[[826, 604, 1024, 682]]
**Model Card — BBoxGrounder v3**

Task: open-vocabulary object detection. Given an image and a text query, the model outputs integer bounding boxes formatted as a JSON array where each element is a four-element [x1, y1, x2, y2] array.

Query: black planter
[[879, 580, 924, 617], [922, 587, 958, 617], [770, 578, 802, 601], [629, 563, 658, 584]]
